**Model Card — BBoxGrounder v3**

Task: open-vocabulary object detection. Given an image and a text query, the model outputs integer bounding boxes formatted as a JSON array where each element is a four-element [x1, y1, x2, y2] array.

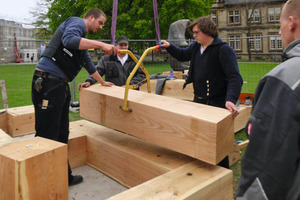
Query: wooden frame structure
[[0, 79, 251, 199]]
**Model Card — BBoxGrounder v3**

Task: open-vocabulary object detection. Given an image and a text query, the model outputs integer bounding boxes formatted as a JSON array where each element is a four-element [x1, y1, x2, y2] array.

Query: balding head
[[283, 0, 300, 18], [280, 0, 300, 48]]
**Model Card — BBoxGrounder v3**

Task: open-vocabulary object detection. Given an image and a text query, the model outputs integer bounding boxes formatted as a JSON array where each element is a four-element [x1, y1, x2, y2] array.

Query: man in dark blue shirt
[[32, 8, 117, 186]]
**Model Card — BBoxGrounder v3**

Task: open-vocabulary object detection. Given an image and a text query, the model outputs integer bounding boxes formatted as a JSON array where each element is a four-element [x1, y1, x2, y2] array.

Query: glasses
[[192, 30, 201, 35]]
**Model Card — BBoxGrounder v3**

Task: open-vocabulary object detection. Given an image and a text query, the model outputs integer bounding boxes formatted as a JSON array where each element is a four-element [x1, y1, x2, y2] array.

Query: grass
[[0, 61, 276, 195], [239, 62, 277, 93]]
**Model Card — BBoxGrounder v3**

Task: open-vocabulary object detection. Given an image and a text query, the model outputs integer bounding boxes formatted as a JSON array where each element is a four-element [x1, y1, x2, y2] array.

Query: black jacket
[[166, 37, 243, 108], [236, 39, 300, 200], [86, 54, 145, 86]]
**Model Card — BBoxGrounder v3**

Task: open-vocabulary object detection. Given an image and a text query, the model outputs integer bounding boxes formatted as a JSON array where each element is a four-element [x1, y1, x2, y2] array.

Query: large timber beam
[[70, 120, 194, 188], [139, 79, 194, 101], [108, 160, 233, 200], [139, 79, 251, 133], [0, 128, 13, 147], [80, 85, 234, 165]]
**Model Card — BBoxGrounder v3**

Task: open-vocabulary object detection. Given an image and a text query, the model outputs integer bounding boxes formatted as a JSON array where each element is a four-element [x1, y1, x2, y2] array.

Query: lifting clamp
[[119, 45, 160, 112]]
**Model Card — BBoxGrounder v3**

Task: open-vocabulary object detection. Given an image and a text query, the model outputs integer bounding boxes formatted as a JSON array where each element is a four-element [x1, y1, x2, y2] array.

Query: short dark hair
[[84, 8, 106, 19], [188, 16, 219, 38]]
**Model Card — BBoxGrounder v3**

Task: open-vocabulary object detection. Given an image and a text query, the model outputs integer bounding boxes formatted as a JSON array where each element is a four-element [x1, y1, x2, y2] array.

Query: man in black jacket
[[78, 35, 145, 89], [236, 0, 300, 199], [161, 17, 243, 169]]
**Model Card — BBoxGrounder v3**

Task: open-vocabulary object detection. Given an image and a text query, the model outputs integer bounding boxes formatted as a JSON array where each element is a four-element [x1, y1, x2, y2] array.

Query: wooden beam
[[0, 128, 13, 147], [68, 127, 87, 169], [140, 79, 251, 133], [140, 79, 194, 101], [228, 140, 250, 166], [107, 160, 233, 200], [0, 137, 68, 200], [6, 105, 35, 137], [80, 85, 234, 165], [0, 109, 8, 133], [162, 71, 183, 79], [234, 106, 251, 132], [237, 140, 249, 150], [69, 120, 194, 188]]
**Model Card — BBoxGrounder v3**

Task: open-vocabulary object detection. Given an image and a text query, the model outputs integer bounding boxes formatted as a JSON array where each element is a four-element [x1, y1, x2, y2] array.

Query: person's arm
[[161, 40, 195, 62], [78, 38, 117, 55], [85, 56, 107, 85], [219, 44, 243, 117], [90, 70, 113, 86], [78, 56, 111, 90]]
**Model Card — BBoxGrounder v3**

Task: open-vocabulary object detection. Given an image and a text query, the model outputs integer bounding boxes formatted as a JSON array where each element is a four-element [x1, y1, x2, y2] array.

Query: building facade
[[0, 19, 38, 64], [211, 0, 286, 61]]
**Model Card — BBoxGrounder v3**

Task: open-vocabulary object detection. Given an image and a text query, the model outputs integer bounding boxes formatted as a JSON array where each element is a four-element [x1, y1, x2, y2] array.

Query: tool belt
[[34, 70, 66, 82], [34, 70, 67, 93]]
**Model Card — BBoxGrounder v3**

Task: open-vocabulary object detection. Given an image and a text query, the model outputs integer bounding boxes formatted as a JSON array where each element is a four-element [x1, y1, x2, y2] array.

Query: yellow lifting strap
[[119, 45, 160, 112]]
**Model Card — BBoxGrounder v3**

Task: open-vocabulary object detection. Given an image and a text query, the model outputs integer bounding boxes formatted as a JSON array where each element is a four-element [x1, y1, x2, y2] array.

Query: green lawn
[[0, 61, 276, 195], [239, 62, 277, 93]]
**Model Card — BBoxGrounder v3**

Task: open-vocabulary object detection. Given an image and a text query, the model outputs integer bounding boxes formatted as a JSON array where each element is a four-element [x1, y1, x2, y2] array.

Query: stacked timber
[[80, 85, 235, 165], [69, 120, 233, 199], [69, 120, 194, 188]]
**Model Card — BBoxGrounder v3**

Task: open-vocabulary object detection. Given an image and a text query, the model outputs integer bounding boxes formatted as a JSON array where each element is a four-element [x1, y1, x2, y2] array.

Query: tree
[[30, 0, 52, 39], [33, 0, 214, 40], [238, 0, 272, 61]]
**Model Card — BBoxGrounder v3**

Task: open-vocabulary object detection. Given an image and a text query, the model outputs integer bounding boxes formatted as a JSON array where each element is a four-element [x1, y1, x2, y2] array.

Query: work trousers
[[31, 71, 73, 180]]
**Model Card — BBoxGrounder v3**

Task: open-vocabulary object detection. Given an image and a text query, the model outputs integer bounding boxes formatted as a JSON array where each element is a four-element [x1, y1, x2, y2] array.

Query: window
[[228, 10, 240, 24], [249, 35, 261, 51], [229, 35, 241, 50], [269, 7, 281, 22], [270, 35, 282, 50], [248, 9, 260, 23], [211, 11, 217, 25]]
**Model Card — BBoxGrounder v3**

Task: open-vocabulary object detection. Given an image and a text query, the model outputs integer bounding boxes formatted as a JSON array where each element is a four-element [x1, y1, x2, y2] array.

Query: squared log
[[163, 71, 183, 79], [0, 128, 13, 147], [68, 126, 87, 169], [234, 106, 251, 132], [140, 79, 194, 101], [69, 120, 194, 188], [0, 109, 8, 132], [80, 85, 234, 165], [140, 79, 251, 133], [6, 105, 35, 137], [0, 137, 68, 200], [108, 160, 233, 200]]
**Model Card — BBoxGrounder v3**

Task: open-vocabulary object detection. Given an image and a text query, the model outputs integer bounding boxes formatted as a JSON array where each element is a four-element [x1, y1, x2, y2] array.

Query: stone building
[[0, 19, 38, 64], [211, 0, 286, 61]]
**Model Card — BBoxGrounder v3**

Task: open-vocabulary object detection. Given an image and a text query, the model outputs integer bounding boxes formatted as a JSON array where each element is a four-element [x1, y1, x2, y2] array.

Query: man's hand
[[103, 43, 117, 55], [77, 82, 91, 91], [161, 40, 170, 49], [101, 81, 114, 87], [225, 101, 239, 118]]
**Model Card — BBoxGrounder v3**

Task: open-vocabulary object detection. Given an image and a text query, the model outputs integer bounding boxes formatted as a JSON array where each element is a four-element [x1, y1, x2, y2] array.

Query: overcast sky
[[0, 0, 37, 24]]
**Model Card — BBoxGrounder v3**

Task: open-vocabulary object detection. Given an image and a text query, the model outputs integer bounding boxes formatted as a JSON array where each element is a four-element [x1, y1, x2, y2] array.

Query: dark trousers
[[193, 95, 230, 169], [31, 72, 73, 180]]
